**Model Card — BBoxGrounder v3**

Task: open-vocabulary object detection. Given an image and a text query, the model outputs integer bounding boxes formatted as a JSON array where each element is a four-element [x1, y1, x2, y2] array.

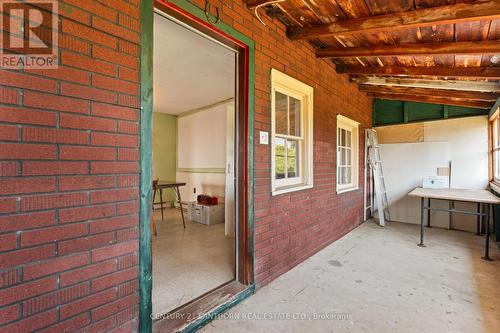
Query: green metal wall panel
[[373, 99, 488, 127], [373, 99, 404, 126], [406, 102, 443, 122]]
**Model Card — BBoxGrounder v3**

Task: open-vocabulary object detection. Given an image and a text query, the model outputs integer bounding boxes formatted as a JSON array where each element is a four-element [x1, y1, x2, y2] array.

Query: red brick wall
[[0, 0, 140, 332], [0, 0, 371, 332]]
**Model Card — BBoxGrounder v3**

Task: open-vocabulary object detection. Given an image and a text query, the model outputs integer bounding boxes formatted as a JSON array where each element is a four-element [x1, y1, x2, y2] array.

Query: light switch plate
[[259, 131, 269, 145]]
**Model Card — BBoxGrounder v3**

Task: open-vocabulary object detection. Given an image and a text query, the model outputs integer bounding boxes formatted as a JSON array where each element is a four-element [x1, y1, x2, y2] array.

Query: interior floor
[[200, 220, 500, 333], [152, 208, 235, 315]]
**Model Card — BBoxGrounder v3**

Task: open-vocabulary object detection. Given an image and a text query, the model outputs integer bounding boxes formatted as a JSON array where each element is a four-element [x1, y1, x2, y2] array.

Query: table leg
[[427, 198, 431, 228], [418, 197, 425, 247], [175, 186, 186, 229], [159, 188, 164, 221], [493, 205, 497, 236], [448, 200, 453, 230], [482, 203, 492, 261], [476, 202, 481, 235]]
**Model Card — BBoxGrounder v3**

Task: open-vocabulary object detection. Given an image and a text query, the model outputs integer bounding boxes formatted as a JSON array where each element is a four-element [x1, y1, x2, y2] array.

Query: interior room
[[151, 11, 236, 316]]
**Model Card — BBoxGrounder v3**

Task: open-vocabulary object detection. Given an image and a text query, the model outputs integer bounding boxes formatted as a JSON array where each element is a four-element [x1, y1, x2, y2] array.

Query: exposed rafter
[[287, 0, 500, 40], [316, 41, 500, 58], [246, 0, 273, 9], [359, 85, 499, 102], [351, 77, 500, 93], [338, 66, 500, 79], [369, 93, 493, 109]]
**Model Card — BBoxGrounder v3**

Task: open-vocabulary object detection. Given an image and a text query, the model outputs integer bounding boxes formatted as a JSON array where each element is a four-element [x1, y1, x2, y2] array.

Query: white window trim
[[271, 69, 313, 196], [336, 115, 359, 194]]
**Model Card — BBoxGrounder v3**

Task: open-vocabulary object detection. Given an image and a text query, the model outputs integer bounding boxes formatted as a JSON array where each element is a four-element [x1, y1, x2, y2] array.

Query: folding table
[[155, 181, 187, 229], [408, 187, 500, 261]]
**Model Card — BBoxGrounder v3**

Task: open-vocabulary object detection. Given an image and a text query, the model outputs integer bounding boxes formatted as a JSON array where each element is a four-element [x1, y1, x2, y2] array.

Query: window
[[336, 115, 359, 193], [271, 69, 313, 195], [491, 109, 500, 183]]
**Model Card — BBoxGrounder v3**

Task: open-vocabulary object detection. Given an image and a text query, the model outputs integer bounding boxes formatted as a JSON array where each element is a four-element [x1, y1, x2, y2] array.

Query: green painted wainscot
[[152, 112, 177, 203], [373, 99, 489, 127]]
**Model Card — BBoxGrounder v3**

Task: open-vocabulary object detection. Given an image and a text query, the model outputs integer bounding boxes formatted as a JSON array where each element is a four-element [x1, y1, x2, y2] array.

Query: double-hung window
[[271, 69, 313, 195], [336, 115, 359, 193], [491, 111, 500, 182]]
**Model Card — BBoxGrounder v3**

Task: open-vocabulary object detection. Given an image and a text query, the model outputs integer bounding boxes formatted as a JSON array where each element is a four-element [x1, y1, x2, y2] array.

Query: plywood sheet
[[375, 123, 424, 144]]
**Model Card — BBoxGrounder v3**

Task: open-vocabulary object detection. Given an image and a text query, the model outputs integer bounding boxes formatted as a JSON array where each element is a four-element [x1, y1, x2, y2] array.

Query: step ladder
[[365, 129, 390, 226]]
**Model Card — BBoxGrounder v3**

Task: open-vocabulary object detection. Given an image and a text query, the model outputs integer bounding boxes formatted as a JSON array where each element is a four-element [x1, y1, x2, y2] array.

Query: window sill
[[490, 181, 500, 194], [336, 186, 359, 195], [272, 184, 313, 196]]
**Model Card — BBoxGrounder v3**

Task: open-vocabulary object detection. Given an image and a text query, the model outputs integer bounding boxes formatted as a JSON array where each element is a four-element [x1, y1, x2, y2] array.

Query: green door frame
[[139, 1, 255, 332]]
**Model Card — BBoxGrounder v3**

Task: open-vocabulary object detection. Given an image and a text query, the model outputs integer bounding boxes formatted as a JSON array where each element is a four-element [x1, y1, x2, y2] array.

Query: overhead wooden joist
[[316, 41, 500, 58], [359, 85, 499, 102], [338, 66, 500, 79], [351, 77, 500, 93], [369, 93, 493, 109], [246, 0, 272, 9], [287, 0, 500, 40]]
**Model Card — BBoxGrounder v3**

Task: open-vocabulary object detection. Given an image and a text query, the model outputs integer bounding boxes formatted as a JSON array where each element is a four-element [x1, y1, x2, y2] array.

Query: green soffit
[[373, 99, 489, 127]]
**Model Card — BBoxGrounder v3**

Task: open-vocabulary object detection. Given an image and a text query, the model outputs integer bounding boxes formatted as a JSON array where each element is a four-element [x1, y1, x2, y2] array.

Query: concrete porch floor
[[200, 220, 500, 333]]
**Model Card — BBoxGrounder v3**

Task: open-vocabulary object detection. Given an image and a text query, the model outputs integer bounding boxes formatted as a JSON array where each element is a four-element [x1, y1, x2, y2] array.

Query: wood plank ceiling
[[247, 0, 500, 109]]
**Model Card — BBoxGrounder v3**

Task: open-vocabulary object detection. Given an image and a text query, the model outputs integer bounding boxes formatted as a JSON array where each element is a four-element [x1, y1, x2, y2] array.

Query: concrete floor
[[200, 220, 500, 333], [152, 208, 235, 315]]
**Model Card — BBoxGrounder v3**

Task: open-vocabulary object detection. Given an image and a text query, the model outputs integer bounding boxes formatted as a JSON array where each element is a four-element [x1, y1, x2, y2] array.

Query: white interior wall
[[176, 101, 233, 203], [380, 142, 452, 228], [378, 116, 489, 232]]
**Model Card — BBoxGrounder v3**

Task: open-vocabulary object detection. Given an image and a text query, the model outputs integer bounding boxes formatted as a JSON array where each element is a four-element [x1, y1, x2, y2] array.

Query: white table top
[[408, 187, 500, 204]]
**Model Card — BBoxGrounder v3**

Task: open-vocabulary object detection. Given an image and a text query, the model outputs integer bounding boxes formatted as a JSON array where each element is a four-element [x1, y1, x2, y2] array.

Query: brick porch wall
[[0, 0, 371, 332], [0, 0, 141, 332]]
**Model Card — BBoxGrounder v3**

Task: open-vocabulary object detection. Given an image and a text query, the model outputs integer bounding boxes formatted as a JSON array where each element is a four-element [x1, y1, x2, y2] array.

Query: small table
[[408, 187, 500, 260], [156, 181, 187, 228]]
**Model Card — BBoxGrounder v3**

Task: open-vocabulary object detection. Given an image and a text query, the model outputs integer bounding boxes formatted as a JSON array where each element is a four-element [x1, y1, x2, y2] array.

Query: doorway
[[142, 1, 254, 330], [152, 10, 236, 315]]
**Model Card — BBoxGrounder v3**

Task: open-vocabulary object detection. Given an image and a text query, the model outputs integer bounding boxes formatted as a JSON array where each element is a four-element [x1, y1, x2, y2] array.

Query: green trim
[[139, 0, 154, 332], [403, 102, 409, 123], [247, 45, 256, 285], [139, 1, 256, 332], [167, 0, 255, 48], [177, 167, 226, 174], [182, 284, 256, 333], [373, 98, 488, 127]]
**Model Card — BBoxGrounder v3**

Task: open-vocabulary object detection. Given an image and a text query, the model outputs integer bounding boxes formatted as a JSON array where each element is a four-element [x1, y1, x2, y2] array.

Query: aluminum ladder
[[365, 129, 390, 226]]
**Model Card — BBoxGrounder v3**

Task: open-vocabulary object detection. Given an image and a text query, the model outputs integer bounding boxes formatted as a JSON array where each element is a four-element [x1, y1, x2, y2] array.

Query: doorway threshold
[[153, 281, 255, 333]]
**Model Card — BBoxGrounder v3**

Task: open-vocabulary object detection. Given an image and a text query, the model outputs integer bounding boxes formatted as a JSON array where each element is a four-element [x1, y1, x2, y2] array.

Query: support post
[[477, 202, 481, 235], [482, 203, 493, 261], [448, 200, 453, 230], [427, 198, 431, 228], [418, 197, 425, 247]]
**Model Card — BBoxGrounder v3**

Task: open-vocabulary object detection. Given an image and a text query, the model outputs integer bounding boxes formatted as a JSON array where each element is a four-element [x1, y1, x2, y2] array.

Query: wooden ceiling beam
[[359, 85, 499, 102], [338, 66, 500, 79], [351, 76, 500, 93], [316, 41, 500, 58], [287, 0, 500, 40], [246, 0, 273, 9], [369, 93, 493, 109]]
